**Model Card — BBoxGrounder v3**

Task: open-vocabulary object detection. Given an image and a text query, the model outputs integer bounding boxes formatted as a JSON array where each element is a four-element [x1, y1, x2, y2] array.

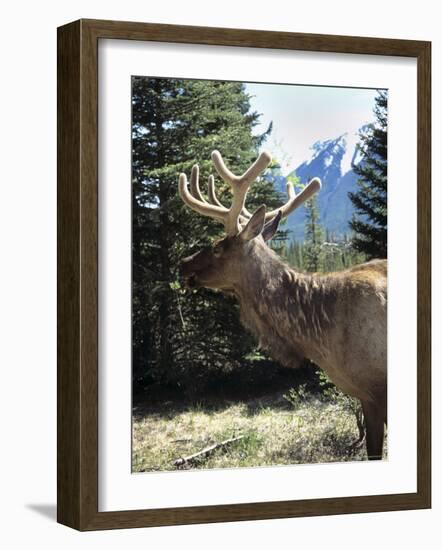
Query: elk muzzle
[[180, 247, 213, 288]]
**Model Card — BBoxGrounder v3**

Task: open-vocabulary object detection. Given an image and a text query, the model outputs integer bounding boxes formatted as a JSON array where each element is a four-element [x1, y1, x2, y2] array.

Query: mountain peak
[[264, 127, 368, 241]]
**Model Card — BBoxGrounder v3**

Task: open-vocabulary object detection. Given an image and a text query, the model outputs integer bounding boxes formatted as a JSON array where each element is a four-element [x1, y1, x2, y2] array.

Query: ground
[[132, 391, 388, 472]]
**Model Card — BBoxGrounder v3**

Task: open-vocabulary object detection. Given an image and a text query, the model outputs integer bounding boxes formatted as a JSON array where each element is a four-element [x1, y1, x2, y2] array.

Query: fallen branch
[[173, 435, 244, 467]]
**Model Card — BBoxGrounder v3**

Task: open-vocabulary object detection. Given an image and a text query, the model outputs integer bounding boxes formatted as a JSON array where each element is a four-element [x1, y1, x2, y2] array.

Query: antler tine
[[189, 165, 208, 204], [178, 171, 228, 222], [211, 150, 272, 185], [207, 174, 224, 208], [286, 180, 296, 200], [211, 150, 272, 235], [264, 177, 322, 221], [239, 151, 273, 184]]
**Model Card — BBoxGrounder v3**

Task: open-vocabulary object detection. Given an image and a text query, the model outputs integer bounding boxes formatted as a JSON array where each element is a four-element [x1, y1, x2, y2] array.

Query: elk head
[[178, 151, 321, 291]]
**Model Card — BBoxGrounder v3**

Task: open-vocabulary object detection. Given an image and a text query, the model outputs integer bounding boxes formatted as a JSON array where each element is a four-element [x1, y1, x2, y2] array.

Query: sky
[[245, 82, 378, 173]]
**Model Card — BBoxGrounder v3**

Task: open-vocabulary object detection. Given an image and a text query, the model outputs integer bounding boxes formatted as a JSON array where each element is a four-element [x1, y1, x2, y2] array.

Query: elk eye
[[213, 244, 223, 257]]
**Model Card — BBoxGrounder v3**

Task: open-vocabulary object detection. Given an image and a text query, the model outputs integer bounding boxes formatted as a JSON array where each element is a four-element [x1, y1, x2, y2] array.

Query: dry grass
[[132, 393, 387, 472]]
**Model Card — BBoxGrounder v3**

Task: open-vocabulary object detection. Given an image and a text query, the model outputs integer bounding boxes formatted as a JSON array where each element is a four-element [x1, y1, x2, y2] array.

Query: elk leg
[[361, 400, 385, 460], [349, 406, 366, 453]]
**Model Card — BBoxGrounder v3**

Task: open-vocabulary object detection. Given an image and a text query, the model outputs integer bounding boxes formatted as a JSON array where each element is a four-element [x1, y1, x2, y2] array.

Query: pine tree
[[304, 195, 324, 272], [348, 90, 388, 259], [266, 160, 291, 255], [132, 77, 282, 393]]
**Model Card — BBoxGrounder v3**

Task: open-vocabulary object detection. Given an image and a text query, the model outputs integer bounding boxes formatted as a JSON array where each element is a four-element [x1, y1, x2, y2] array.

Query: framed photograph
[[57, 19, 431, 530]]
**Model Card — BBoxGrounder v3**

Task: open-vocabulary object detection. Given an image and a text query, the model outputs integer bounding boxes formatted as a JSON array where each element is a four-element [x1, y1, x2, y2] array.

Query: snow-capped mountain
[[268, 127, 369, 241]]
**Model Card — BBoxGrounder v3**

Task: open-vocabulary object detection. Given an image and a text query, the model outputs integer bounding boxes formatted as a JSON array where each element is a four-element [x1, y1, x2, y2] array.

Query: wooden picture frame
[[57, 18, 431, 531]]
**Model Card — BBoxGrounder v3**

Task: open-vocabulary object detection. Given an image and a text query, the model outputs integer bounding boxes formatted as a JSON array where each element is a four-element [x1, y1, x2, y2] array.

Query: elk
[[178, 150, 387, 460]]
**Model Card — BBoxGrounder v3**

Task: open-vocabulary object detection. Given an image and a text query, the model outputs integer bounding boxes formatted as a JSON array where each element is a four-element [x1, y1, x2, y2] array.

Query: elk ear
[[262, 211, 282, 242], [240, 205, 266, 241]]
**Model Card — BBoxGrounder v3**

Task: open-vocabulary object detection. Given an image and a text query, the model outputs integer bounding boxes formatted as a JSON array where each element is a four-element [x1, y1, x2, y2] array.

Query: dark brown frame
[[57, 18, 431, 531]]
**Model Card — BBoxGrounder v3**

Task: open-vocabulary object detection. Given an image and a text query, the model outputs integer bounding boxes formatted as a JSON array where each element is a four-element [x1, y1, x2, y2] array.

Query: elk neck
[[232, 238, 338, 368]]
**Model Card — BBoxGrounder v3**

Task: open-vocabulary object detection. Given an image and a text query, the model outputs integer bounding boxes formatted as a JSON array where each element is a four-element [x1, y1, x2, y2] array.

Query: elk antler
[[178, 150, 321, 236], [260, 178, 322, 223], [179, 150, 271, 235]]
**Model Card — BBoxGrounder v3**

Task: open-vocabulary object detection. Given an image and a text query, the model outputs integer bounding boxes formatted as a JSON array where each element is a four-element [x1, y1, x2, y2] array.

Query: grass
[[132, 392, 388, 472]]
